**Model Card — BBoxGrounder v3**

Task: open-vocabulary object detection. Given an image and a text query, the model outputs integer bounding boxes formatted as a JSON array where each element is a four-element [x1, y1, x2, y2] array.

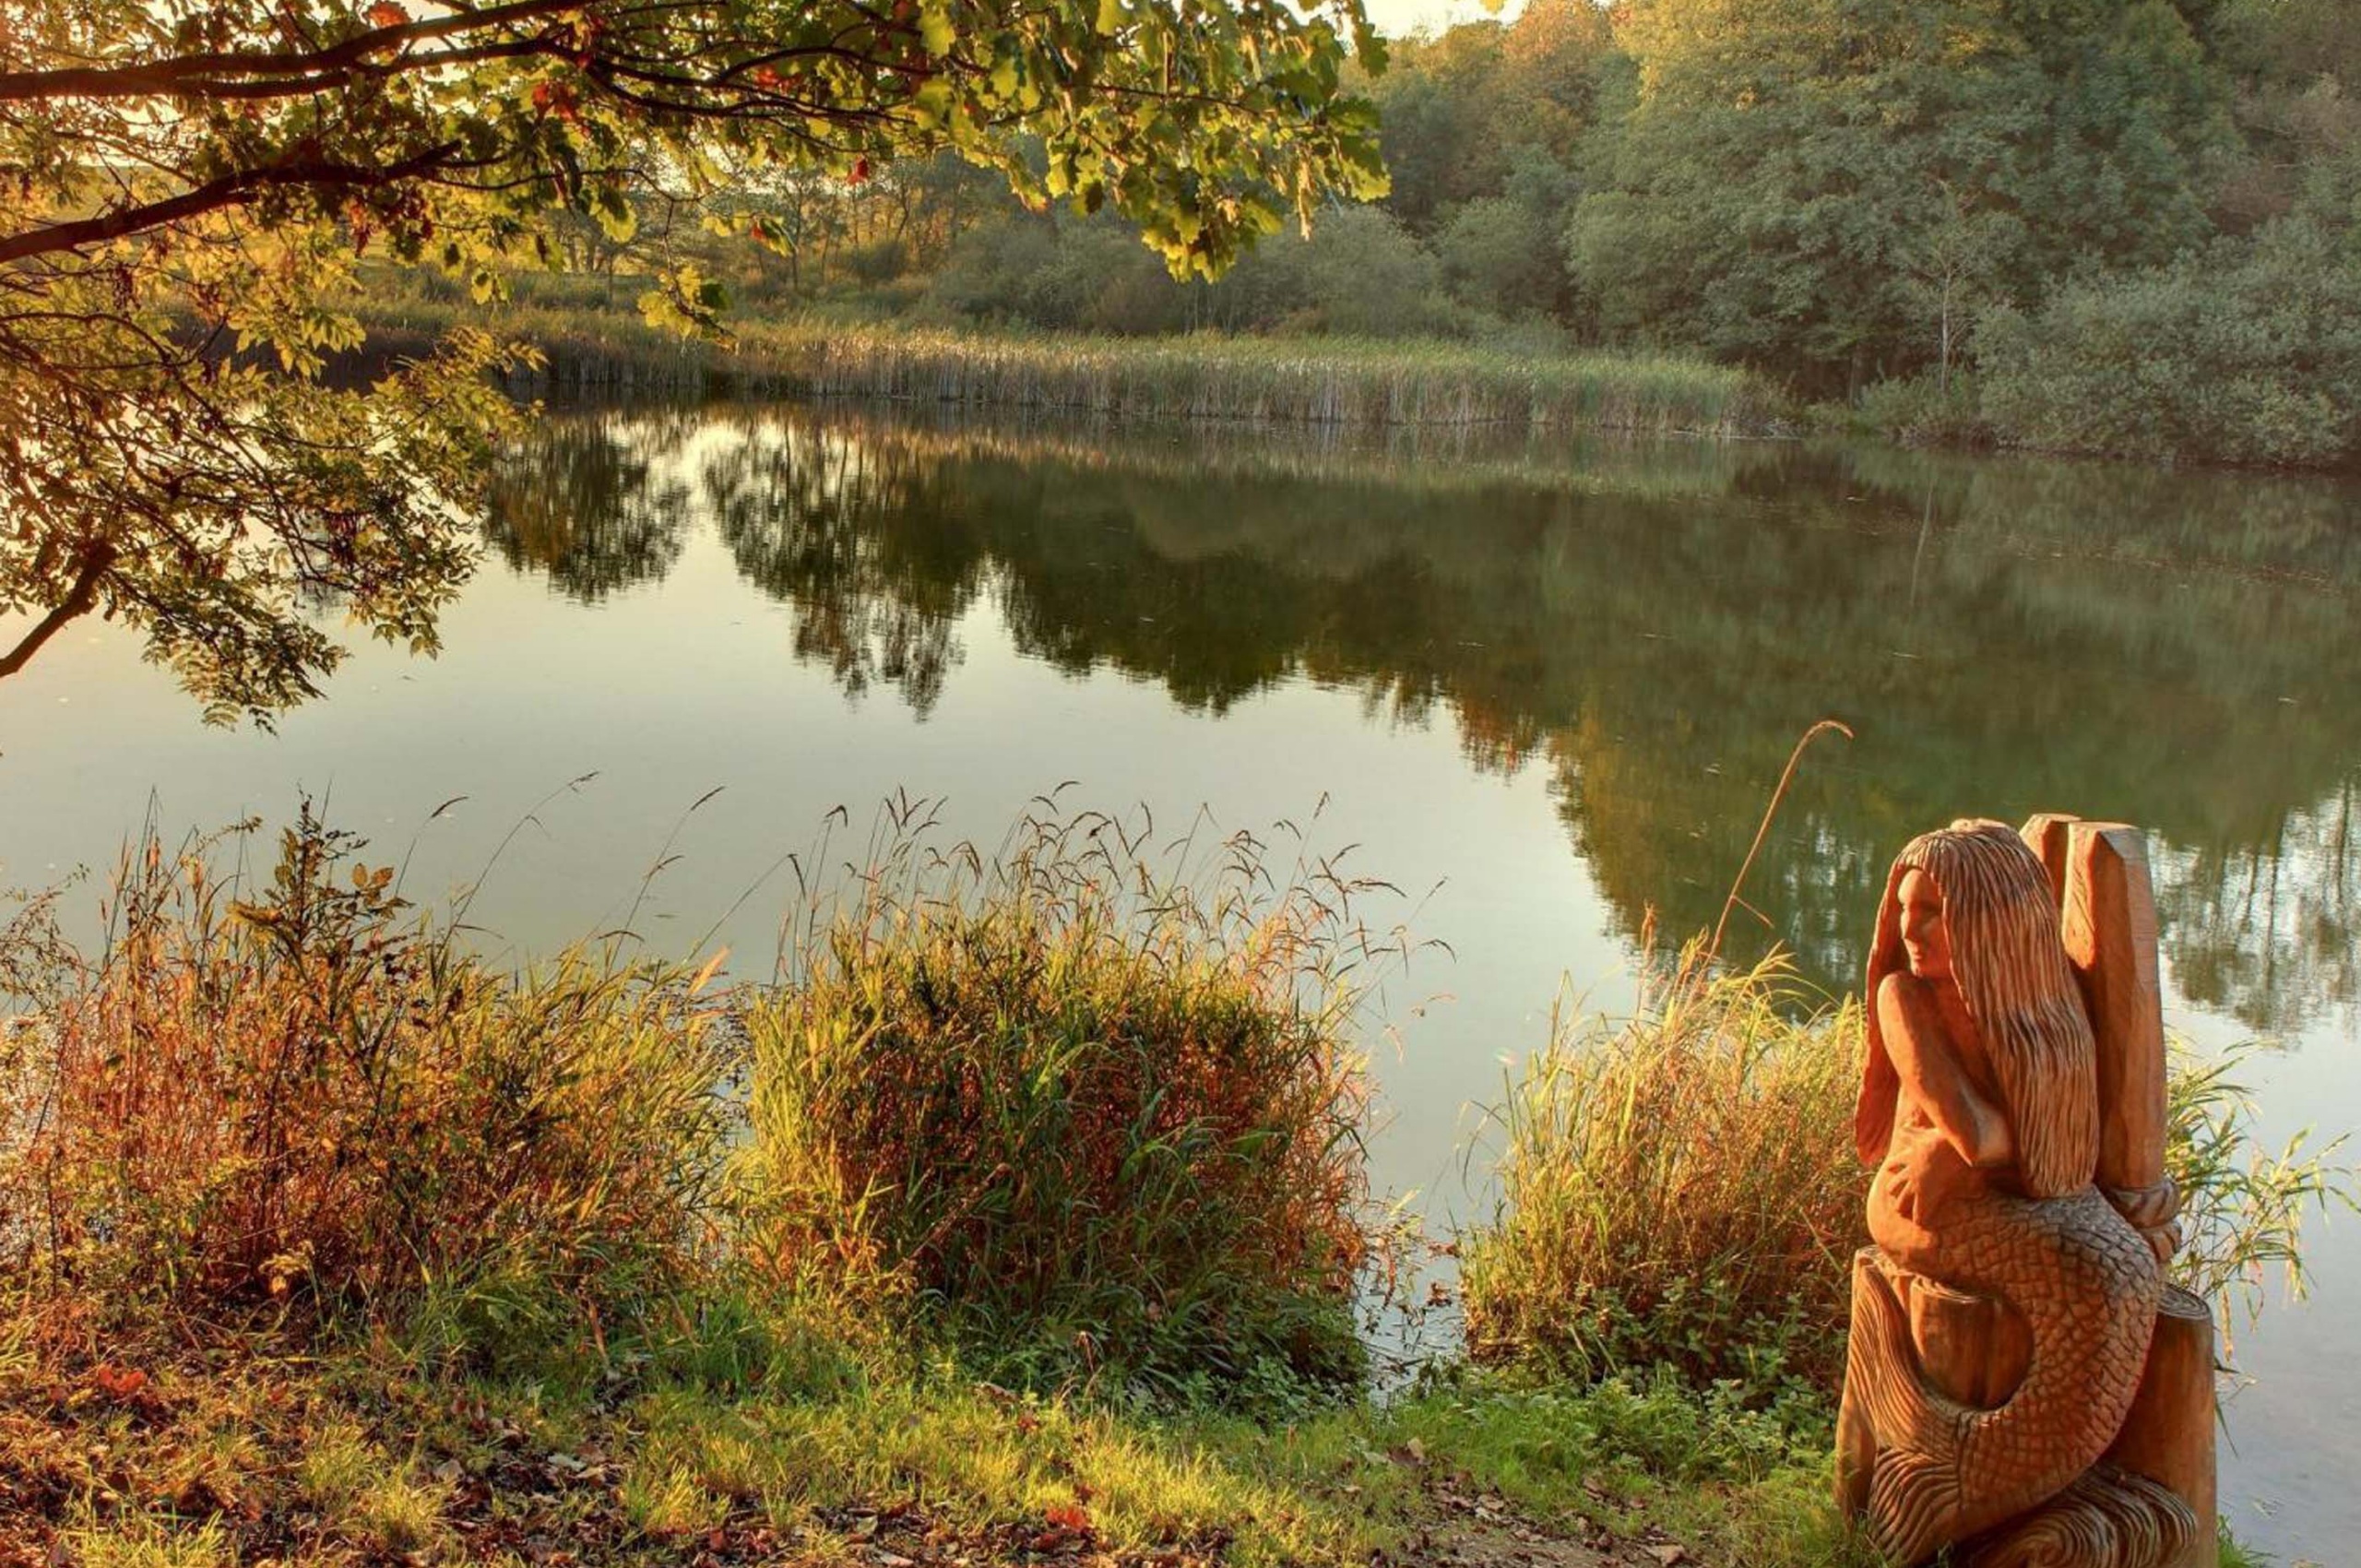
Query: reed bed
[[787, 327, 1779, 437], [344, 293, 1782, 436]]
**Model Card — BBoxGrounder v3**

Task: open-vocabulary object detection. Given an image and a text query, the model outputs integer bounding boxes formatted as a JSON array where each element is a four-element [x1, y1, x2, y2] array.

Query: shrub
[[919, 212, 1190, 335], [1271, 206, 1459, 339], [1976, 216, 2361, 468], [735, 804, 1384, 1396], [1851, 371, 1995, 448], [0, 811, 738, 1348], [1435, 197, 1565, 321], [1458, 944, 1864, 1393]]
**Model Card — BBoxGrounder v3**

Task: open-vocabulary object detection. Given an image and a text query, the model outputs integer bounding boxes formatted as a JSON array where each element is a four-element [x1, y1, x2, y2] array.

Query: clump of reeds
[[2165, 1047, 2356, 1356], [1458, 941, 1866, 1393], [735, 798, 1394, 1397], [0, 809, 738, 1353]]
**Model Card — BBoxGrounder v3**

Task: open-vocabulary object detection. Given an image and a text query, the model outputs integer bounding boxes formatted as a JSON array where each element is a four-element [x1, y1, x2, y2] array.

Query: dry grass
[[784, 326, 1780, 437], [0, 796, 1407, 1400], [1459, 942, 1867, 1392], [1459, 933, 2359, 1399], [738, 796, 1400, 1396], [0, 809, 739, 1355]]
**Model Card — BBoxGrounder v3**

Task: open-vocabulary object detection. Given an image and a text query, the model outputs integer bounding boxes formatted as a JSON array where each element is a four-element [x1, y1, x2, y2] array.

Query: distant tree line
[[493, 0, 2357, 467]]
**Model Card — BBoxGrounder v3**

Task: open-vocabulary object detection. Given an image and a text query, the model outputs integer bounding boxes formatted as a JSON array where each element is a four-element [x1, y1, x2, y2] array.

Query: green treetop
[[1569, 0, 2227, 392]]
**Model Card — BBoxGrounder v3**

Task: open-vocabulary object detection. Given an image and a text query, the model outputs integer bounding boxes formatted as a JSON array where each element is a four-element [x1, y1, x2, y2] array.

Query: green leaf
[[919, 3, 957, 58], [592, 184, 638, 243], [912, 77, 956, 130]]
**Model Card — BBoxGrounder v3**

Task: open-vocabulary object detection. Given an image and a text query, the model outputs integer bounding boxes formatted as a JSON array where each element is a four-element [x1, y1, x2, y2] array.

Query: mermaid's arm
[[1875, 971, 2015, 1170]]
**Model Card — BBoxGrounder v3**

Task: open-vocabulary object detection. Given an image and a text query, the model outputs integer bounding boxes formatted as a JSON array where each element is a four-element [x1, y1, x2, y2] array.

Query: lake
[[3, 401, 2355, 1563]]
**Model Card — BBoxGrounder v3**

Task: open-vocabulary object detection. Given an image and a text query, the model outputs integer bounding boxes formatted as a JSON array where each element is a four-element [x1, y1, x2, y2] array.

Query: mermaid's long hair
[[1857, 820, 2099, 1199]]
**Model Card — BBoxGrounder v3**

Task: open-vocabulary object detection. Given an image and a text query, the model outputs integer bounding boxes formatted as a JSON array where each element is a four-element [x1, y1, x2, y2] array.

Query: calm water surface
[[4, 403, 2356, 1562]]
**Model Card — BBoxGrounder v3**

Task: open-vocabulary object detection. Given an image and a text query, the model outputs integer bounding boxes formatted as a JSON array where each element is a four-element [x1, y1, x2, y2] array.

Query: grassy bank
[[0, 1318, 1851, 1568], [0, 810, 1832, 1567], [348, 293, 1785, 439], [1, 809, 2342, 1567], [349, 280, 2361, 470]]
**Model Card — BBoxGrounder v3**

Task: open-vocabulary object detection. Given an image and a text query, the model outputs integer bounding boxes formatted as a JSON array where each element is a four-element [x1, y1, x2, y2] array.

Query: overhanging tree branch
[[0, 0, 581, 102], [0, 143, 470, 267], [0, 541, 118, 681]]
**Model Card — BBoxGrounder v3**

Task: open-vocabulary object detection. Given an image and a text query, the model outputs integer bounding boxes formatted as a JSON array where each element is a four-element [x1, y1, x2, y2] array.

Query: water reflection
[[484, 417, 694, 600], [486, 404, 2361, 1034], [700, 422, 984, 714]]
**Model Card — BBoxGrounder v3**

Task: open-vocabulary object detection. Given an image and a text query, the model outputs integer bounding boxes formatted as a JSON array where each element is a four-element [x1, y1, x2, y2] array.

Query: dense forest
[[410, 0, 2360, 468]]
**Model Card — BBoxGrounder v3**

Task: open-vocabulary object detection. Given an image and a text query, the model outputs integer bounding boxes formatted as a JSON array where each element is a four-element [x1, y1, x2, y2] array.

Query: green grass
[[343, 284, 1786, 437], [1379, 1369, 1875, 1568], [0, 1301, 1889, 1568]]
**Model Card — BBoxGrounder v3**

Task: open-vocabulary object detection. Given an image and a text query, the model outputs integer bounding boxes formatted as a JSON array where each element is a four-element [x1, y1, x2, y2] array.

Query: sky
[[1362, 0, 1524, 42]]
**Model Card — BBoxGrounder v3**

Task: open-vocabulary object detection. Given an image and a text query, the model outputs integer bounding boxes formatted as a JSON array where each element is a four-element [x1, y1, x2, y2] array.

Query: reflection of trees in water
[[696, 422, 982, 715], [2154, 782, 2358, 1037], [489, 410, 984, 714], [496, 403, 2361, 1033], [484, 416, 694, 600]]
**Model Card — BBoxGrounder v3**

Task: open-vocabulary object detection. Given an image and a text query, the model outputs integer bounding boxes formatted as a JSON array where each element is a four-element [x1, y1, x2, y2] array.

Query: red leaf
[[91, 1363, 148, 1401], [1045, 1503, 1091, 1532], [366, 2, 409, 27]]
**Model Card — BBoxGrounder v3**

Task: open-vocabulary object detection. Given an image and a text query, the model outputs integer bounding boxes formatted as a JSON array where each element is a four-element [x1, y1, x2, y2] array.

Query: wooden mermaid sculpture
[[1836, 818, 2215, 1568]]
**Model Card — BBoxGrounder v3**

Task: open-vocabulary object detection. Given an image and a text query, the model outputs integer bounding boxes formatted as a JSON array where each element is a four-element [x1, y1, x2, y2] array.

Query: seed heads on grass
[[738, 797, 1416, 1398]]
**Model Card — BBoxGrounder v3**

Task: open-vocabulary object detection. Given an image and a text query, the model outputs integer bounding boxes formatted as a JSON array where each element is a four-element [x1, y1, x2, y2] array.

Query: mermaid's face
[[1895, 868, 1952, 980]]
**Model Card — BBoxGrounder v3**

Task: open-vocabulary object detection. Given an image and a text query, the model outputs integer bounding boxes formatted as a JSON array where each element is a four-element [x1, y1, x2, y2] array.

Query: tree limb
[[0, 0, 581, 102], [0, 143, 468, 267], [0, 541, 118, 681]]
